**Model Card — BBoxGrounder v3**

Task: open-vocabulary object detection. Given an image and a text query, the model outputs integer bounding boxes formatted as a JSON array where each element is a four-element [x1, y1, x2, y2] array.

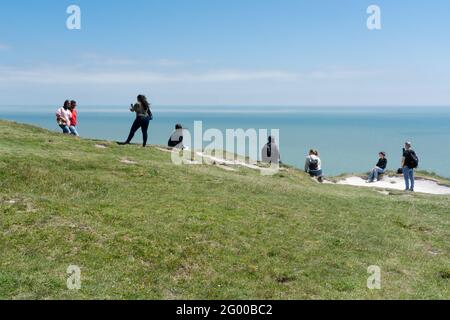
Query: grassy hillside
[[0, 120, 449, 299]]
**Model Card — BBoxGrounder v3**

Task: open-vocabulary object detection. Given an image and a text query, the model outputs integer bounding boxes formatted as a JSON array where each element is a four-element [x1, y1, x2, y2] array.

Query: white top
[[170, 129, 184, 143], [56, 107, 72, 126], [305, 155, 322, 171]]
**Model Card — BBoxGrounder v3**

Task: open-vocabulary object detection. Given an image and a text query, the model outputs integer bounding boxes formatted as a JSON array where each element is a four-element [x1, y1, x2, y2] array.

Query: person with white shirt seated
[[168, 124, 185, 149], [305, 149, 324, 183]]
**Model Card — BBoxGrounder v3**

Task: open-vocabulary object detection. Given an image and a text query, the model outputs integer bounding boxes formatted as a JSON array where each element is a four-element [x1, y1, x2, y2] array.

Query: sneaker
[[374, 179, 378, 183]]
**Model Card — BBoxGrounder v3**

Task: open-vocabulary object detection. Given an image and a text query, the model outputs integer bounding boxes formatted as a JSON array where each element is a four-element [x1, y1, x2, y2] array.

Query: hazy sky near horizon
[[1, 0, 450, 107]]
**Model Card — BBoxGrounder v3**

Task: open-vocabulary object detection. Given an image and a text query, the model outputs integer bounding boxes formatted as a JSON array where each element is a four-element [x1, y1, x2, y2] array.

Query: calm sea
[[1, 106, 449, 178]]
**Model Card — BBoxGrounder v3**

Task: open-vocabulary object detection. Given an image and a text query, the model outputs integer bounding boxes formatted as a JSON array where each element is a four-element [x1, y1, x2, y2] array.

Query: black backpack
[[309, 158, 319, 171], [406, 150, 419, 169]]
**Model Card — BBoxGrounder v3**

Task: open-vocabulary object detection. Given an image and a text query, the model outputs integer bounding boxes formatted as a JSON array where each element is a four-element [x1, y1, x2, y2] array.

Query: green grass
[[0, 120, 449, 300]]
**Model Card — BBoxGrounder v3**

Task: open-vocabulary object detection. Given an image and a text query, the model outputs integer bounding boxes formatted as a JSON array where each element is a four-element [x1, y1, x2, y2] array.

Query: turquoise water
[[1, 106, 449, 177]]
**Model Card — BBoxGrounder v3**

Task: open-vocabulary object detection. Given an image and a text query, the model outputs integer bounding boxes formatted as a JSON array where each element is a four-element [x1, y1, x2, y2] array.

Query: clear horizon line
[[1, 104, 450, 108]]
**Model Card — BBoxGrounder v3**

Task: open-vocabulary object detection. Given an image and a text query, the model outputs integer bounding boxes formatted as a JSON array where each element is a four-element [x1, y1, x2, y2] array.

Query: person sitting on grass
[[261, 136, 281, 165], [305, 149, 323, 183], [168, 124, 184, 149], [366, 152, 388, 183], [56, 100, 72, 134]]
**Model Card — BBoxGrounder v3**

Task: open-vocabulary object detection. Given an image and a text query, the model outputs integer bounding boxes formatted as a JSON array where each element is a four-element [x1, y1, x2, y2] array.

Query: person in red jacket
[[69, 100, 79, 136]]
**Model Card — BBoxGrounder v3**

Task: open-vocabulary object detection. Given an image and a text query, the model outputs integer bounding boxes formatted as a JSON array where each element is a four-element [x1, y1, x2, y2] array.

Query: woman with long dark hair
[[118, 95, 153, 147], [56, 100, 72, 134]]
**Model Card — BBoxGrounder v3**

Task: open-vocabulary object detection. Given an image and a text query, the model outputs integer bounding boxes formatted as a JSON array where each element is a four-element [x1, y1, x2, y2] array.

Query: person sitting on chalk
[[168, 124, 184, 149], [366, 152, 388, 183], [305, 149, 323, 183]]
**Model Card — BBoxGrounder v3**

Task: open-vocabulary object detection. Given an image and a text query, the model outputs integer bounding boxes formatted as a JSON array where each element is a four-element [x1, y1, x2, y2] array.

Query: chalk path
[[336, 176, 450, 195], [128, 146, 450, 195]]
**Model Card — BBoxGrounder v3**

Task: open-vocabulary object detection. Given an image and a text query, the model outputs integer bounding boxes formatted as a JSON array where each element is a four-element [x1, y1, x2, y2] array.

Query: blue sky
[[0, 0, 449, 106]]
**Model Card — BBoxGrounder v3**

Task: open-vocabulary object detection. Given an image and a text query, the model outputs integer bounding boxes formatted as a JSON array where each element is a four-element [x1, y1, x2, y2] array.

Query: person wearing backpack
[[401, 141, 418, 192], [305, 149, 323, 183]]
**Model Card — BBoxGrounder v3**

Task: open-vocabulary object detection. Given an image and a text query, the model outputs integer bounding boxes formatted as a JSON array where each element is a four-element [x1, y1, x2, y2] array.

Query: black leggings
[[126, 116, 150, 147]]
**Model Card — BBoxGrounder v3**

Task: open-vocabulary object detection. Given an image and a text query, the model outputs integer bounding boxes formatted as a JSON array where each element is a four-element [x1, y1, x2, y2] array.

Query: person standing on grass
[[56, 100, 72, 134], [68, 100, 79, 137], [118, 95, 153, 147], [305, 149, 323, 183], [366, 152, 388, 183], [402, 141, 419, 192]]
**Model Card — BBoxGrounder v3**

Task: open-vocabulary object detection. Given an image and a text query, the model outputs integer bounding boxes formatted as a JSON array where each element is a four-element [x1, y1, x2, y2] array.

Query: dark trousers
[[309, 169, 323, 177], [126, 116, 150, 147]]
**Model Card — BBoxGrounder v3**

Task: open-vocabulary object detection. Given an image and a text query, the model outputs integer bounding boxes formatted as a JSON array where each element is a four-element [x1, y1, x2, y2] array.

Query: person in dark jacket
[[402, 141, 418, 192], [366, 152, 388, 183]]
